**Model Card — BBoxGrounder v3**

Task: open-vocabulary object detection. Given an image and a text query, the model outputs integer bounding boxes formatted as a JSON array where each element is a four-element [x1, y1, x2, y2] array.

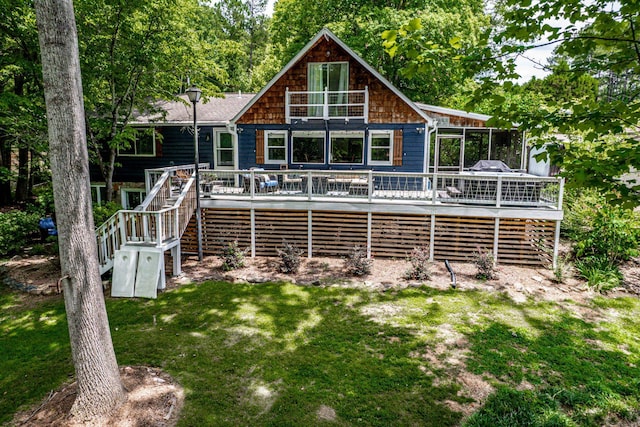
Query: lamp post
[[186, 84, 203, 261]]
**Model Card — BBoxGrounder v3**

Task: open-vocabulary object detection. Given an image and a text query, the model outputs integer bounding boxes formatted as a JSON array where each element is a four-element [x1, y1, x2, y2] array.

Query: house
[[94, 29, 564, 294]]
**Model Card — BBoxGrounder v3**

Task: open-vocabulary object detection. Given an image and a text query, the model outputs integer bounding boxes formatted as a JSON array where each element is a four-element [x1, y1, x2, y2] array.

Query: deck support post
[[366, 212, 372, 258], [250, 208, 256, 258], [307, 210, 313, 258], [171, 244, 181, 276], [429, 214, 435, 261], [553, 220, 561, 269], [493, 217, 500, 265]]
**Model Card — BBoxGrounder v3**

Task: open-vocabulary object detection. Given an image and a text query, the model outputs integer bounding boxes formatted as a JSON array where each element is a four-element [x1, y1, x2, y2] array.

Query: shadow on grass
[[2, 282, 640, 426]]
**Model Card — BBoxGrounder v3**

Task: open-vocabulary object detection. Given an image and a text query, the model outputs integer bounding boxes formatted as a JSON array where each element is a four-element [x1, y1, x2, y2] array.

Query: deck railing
[[197, 169, 564, 209], [97, 168, 198, 274], [285, 87, 368, 123]]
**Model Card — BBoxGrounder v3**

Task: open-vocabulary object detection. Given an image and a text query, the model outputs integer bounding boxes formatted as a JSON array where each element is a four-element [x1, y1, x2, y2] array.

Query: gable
[[236, 31, 426, 125]]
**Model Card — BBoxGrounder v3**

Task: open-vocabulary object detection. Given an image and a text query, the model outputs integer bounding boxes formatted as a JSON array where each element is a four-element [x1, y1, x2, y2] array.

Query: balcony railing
[[285, 87, 368, 123], [195, 169, 564, 210]]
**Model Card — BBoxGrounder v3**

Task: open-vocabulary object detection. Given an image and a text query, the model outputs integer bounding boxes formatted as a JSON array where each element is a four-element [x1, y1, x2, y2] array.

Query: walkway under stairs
[[96, 165, 201, 298]]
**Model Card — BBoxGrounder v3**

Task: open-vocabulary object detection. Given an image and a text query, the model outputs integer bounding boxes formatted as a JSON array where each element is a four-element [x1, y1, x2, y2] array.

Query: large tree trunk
[[34, 0, 126, 421]]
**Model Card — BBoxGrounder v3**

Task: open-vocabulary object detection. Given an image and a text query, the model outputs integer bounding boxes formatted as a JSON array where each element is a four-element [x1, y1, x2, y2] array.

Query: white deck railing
[[285, 87, 368, 123], [197, 169, 564, 209]]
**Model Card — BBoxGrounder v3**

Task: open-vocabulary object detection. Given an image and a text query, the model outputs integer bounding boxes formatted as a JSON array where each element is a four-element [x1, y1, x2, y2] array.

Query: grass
[[2, 282, 640, 426]]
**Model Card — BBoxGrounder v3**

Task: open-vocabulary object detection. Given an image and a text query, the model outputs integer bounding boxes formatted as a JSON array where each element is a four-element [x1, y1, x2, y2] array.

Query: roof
[[131, 93, 254, 126], [232, 28, 435, 126], [415, 103, 491, 124]]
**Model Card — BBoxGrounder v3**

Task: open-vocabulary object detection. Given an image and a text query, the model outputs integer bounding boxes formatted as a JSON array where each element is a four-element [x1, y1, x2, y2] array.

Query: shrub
[[0, 210, 41, 257], [404, 246, 431, 281], [575, 258, 622, 292], [553, 255, 571, 284], [220, 240, 248, 271], [277, 240, 303, 274], [93, 202, 121, 226], [344, 245, 372, 276], [474, 249, 496, 280]]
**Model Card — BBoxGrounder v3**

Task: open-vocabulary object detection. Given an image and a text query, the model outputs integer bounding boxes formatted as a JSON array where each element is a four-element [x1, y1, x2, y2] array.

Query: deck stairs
[[95, 166, 200, 297]]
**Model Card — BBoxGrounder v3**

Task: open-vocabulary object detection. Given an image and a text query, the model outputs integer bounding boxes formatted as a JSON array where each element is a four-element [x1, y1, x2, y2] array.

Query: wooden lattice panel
[[434, 216, 495, 262], [498, 219, 554, 265], [311, 211, 367, 257], [181, 209, 251, 255], [371, 213, 430, 258], [254, 210, 308, 257]]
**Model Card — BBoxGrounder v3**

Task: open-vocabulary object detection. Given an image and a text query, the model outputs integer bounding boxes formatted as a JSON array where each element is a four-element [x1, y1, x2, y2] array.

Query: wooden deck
[[175, 169, 563, 267]]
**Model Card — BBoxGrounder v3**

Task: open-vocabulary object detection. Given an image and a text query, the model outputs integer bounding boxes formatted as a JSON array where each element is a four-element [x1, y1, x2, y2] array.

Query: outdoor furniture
[[172, 169, 191, 192], [282, 174, 303, 192], [242, 169, 279, 192], [348, 178, 368, 196]]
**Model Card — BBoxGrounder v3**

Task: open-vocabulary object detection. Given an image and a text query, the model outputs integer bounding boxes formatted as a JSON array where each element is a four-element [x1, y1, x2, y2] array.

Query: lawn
[[1, 280, 640, 426]]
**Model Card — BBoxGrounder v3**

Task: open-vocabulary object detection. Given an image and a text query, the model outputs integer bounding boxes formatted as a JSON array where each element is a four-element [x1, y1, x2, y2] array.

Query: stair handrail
[[96, 168, 198, 274]]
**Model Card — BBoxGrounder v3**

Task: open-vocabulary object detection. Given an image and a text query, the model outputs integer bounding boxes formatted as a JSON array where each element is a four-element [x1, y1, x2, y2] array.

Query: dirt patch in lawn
[[12, 366, 183, 427]]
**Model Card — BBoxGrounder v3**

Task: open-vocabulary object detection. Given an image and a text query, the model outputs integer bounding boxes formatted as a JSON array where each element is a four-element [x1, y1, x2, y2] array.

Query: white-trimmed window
[[265, 130, 287, 164], [118, 128, 156, 157], [91, 185, 107, 205], [368, 130, 393, 165], [215, 131, 235, 167], [292, 131, 325, 164], [120, 188, 146, 210], [330, 131, 364, 164]]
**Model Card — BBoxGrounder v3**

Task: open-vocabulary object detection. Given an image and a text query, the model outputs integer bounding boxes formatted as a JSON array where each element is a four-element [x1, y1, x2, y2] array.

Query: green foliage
[[404, 246, 432, 281], [575, 258, 622, 292], [553, 255, 571, 284], [276, 240, 303, 274], [0, 210, 40, 256], [343, 245, 372, 276], [562, 188, 639, 291], [474, 249, 496, 280], [92, 202, 121, 227], [220, 240, 248, 271]]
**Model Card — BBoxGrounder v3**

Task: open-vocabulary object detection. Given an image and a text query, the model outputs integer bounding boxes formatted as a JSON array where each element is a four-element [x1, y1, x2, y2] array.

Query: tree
[[271, 0, 489, 104], [0, 0, 48, 205], [34, 0, 126, 420], [75, 0, 220, 202], [384, 0, 640, 207]]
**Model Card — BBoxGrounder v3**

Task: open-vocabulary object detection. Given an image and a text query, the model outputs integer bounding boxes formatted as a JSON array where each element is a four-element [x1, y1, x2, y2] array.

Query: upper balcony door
[[308, 62, 349, 118]]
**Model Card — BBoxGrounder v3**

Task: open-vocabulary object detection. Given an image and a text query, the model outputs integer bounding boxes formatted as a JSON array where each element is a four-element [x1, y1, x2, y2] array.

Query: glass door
[[435, 135, 464, 173]]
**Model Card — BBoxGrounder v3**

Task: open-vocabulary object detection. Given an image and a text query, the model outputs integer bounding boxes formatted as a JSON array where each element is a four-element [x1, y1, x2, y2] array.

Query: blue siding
[[238, 122, 426, 173], [90, 125, 217, 183]]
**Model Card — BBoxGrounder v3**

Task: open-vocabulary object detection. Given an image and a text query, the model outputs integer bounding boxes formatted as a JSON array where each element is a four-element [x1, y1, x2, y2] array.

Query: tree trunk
[[15, 147, 30, 202], [0, 133, 11, 206], [34, 0, 126, 421]]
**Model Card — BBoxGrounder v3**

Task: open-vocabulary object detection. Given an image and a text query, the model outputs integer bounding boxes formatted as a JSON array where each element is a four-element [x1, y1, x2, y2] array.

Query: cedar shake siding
[[237, 36, 425, 125]]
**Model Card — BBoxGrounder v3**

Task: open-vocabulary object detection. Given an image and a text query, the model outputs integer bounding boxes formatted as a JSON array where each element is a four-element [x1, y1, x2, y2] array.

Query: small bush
[[474, 249, 496, 280], [277, 240, 303, 274], [553, 255, 571, 284], [344, 245, 372, 276], [576, 258, 622, 292], [220, 240, 248, 271], [93, 202, 121, 226], [404, 246, 431, 281], [0, 210, 41, 257]]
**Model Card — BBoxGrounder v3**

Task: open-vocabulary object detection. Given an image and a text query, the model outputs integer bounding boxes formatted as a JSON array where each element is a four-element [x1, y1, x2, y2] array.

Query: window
[[308, 62, 349, 117], [265, 131, 287, 164], [292, 131, 325, 164], [120, 188, 146, 210], [91, 185, 107, 205], [330, 131, 364, 164], [368, 131, 393, 165], [118, 128, 156, 156], [215, 131, 234, 167], [491, 130, 522, 170]]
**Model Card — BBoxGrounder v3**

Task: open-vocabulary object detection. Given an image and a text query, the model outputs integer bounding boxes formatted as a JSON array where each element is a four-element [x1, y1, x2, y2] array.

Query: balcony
[[285, 87, 368, 123]]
